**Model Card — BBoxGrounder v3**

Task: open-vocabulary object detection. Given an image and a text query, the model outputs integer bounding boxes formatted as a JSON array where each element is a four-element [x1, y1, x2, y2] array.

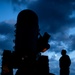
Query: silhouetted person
[[59, 49, 71, 75]]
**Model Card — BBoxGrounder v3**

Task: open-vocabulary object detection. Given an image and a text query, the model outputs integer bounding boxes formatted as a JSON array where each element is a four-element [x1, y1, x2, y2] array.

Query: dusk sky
[[0, 0, 75, 75]]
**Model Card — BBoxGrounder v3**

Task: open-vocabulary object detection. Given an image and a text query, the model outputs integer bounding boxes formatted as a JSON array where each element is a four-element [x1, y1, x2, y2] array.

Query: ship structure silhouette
[[1, 9, 55, 75]]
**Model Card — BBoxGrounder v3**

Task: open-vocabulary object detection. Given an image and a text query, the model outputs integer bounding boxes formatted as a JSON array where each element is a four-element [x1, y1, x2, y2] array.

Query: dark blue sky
[[0, 0, 75, 75]]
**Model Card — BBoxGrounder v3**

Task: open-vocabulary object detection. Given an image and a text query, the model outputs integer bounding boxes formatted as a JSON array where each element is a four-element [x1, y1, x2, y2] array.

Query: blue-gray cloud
[[0, 21, 15, 50], [10, 0, 75, 53], [4, 0, 75, 34], [28, 0, 75, 34]]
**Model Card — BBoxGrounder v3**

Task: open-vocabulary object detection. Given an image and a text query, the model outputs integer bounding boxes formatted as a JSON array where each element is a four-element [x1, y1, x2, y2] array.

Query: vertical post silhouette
[[59, 49, 71, 75]]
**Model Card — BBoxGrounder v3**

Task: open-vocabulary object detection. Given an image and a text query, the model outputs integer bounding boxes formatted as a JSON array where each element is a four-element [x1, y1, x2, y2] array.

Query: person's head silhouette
[[61, 49, 66, 56]]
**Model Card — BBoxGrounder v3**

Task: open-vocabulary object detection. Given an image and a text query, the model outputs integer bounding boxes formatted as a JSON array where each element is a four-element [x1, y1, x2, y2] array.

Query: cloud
[[28, 0, 75, 34], [8, 0, 75, 54], [0, 22, 14, 35], [28, 0, 75, 53], [3, 0, 75, 53], [11, 0, 38, 11], [10, 0, 75, 34], [3, 0, 75, 36], [47, 28, 75, 52], [68, 35, 75, 50], [0, 21, 15, 50]]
